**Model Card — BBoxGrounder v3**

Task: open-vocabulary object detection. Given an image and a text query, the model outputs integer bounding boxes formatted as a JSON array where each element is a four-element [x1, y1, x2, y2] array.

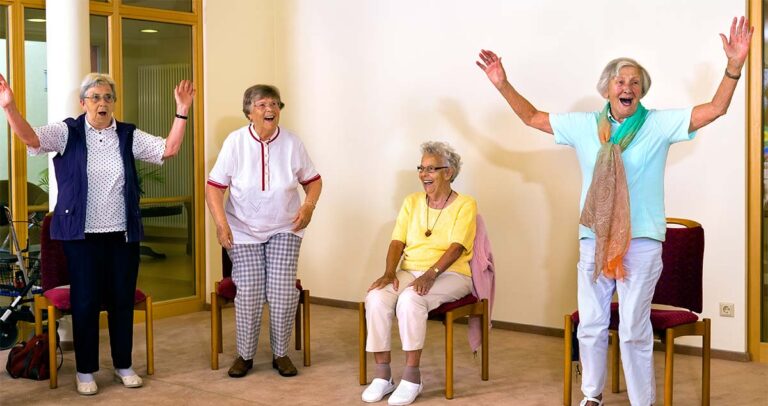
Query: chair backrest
[[652, 218, 704, 313], [40, 214, 70, 292], [221, 247, 232, 279]]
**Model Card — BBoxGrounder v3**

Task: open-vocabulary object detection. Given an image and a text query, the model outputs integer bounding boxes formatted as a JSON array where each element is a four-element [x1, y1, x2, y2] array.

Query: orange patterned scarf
[[579, 103, 648, 281]]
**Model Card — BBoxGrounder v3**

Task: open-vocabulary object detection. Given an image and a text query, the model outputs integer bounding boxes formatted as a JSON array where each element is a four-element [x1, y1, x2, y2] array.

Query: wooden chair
[[33, 215, 154, 389], [210, 247, 310, 369], [563, 218, 709, 405]]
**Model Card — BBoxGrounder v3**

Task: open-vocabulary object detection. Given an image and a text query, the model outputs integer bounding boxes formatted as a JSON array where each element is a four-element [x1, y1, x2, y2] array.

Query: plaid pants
[[229, 233, 302, 359]]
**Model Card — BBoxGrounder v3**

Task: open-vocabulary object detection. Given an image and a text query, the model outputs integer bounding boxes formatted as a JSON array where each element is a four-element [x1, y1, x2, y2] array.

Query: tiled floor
[[1, 304, 767, 405]]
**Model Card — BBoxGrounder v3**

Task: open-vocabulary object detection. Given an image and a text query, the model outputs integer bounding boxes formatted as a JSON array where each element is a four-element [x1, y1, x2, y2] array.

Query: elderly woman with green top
[[362, 141, 477, 406], [476, 17, 751, 406]]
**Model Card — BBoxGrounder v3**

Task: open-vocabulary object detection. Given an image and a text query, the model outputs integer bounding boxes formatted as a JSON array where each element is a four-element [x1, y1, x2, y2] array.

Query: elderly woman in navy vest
[[0, 72, 194, 396]]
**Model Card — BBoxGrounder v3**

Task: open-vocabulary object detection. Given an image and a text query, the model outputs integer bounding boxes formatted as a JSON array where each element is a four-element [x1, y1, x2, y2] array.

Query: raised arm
[[476, 49, 553, 135], [162, 80, 195, 159], [0, 74, 40, 148], [689, 16, 753, 132]]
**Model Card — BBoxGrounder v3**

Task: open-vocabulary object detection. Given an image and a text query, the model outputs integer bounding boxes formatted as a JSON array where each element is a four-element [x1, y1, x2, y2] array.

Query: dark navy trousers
[[62, 232, 140, 373]]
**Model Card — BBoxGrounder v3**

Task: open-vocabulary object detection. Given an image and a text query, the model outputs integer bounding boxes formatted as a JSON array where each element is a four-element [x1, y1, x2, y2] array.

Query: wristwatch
[[431, 267, 440, 275]]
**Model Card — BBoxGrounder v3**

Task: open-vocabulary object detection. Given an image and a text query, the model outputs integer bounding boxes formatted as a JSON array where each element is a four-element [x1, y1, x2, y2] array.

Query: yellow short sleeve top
[[391, 192, 477, 277]]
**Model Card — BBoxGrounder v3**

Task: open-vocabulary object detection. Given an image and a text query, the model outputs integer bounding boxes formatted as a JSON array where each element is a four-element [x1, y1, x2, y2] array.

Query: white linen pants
[[365, 270, 472, 352], [577, 238, 663, 406]]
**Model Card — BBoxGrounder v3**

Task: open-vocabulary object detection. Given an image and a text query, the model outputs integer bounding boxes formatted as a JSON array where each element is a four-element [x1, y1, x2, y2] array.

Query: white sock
[[76, 372, 94, 383], [116, 367, 136, 377]]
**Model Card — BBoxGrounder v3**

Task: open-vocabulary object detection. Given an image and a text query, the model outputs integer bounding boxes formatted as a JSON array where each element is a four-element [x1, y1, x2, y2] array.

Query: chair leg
[[664, 329, 675, 406], [47, 305, 58, 389], [481, 299, 489, 381], [610, 330, 620, 393], [445, 312, 456, 399], [34, 294, 44, 336], [702, 319, 711, 406], [564, 315, 573, 406], [359, 302, 368, 385], [302, 290, 311, 366], [295, 296, 302, 351], [145, 296, 154, 375], [211, 292, 220, 370]]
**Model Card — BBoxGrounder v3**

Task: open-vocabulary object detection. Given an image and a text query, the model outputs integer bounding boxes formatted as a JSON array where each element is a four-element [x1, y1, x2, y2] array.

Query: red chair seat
[[216, 276, 304, 301], [649, 309, 699, 330], [43, 287, 147, 311], [570, 302, 699, 332], [428, 294, 478, 319]]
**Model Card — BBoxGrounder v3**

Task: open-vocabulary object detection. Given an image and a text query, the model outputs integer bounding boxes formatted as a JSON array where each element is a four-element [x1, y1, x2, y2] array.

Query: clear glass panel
[[763, 1, 768, 341], [122, 19, 194, 301], [0, 6, 9, 253], [90, 15, 108, 73], [24, 9, 47, 251], [122, 0, 192, 13]]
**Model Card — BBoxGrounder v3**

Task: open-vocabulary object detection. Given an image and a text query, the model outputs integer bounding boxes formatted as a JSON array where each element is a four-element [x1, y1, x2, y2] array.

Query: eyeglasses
[[417, 165, 449, 174], [251, 101, 283, 111], [83, 93, 115, 103]]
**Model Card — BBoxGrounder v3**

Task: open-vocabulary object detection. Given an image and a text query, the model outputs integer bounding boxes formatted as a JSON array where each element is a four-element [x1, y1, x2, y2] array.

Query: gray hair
[[242, 84, 285, 119], [79, 73, 117, 100], [420, 141, 462, 182], [595, 57, 652, 98]]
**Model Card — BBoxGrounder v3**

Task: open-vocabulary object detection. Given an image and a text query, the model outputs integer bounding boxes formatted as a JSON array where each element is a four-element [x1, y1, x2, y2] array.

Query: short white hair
[[420, 141, 462, 182], [595, 57, 651, 98], [79, 73, 117, 100]]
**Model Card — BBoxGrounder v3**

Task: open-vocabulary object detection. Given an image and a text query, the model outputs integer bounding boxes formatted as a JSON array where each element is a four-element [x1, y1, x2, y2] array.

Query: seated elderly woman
[[362, 141, 477, 406]]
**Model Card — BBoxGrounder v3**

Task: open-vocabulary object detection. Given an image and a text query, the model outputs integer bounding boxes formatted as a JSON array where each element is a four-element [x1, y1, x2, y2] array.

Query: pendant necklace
[[425, 190, 453, 237]]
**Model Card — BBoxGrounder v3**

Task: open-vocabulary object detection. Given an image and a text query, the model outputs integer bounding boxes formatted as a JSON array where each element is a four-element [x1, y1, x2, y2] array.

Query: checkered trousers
[[229, 233, 302, 359]]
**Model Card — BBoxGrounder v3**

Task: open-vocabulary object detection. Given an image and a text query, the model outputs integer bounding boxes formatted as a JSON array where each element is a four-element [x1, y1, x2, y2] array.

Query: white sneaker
[[362, 378, 396, 402], [75, 375, 98, 396], [387, 379, 422, 406]]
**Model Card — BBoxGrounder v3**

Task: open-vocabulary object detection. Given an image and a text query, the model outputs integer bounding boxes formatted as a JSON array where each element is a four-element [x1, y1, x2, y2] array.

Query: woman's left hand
[[292, 203, 314, 231], [720, 16, 753, 70], [410, 271, 437, 296], [174, 80, 195, 112]]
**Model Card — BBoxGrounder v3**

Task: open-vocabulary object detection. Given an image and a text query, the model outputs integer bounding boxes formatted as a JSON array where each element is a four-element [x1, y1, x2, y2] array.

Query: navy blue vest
[[51, 114, 144, 242]]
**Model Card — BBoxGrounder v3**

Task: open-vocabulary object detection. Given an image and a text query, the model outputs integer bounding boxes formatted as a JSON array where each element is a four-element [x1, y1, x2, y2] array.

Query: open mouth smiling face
[[606, 66, 643, 122], [80, 84, 115, 130], [248, 97, 282, 138]]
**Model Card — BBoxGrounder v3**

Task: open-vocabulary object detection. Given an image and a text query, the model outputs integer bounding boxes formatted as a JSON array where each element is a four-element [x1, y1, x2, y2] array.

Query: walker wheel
[[0, 321, 19, 350]]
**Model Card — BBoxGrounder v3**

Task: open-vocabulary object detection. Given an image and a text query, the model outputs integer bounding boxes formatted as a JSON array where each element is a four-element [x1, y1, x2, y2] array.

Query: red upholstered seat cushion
[[428, 294, 478, 319], [649, 309, 699, 330], [43, 287, 147, 311], [570, 302, 699, 331], [216, 277, 304, 301]]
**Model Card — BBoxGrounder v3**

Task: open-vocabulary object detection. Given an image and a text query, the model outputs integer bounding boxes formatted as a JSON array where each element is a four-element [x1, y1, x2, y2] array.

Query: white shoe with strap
[[579, 396, 604, 406]]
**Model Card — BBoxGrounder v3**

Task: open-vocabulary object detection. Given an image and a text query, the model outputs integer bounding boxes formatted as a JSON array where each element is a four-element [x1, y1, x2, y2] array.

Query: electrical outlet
[[719, 302, 735, 317]]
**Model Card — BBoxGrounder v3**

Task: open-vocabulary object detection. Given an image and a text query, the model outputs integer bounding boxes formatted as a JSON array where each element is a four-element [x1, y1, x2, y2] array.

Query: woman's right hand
[[216, 222, 233, 249], [476, 49, 508, 90], [0, 74, 17, 109], [368, 273, 398, 292]]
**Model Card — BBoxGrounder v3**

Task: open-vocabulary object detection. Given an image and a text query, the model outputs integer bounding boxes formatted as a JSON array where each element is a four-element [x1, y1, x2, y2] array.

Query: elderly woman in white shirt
[[0, 72, 194, 395], [206, 84, 322, 379]]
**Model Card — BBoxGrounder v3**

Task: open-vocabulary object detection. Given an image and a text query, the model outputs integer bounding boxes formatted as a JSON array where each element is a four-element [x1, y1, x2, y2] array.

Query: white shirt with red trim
[[207, 124, 320, 244]]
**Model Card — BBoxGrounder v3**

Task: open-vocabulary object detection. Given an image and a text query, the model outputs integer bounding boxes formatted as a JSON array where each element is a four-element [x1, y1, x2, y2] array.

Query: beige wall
[[204, 0, 749, 353]]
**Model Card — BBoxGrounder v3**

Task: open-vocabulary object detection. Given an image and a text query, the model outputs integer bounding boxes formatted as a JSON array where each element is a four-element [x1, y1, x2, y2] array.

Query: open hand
[[476, 49, 508, 90], [720, 16, 753, 71], [368, 273, 398, 292], [409, 271, 437, 296], [174, 80, 195, 111], [0, 74, 17, 109]]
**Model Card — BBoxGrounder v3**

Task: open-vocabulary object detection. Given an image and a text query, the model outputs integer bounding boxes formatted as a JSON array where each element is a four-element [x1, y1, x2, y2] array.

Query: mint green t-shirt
[[550, 107, 696, 241]]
